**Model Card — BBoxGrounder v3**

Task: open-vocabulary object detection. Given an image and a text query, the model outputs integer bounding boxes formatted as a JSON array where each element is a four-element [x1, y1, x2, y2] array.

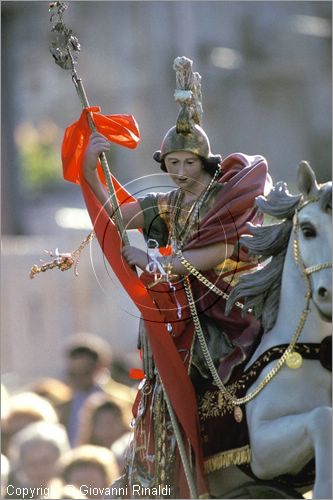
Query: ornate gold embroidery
[[199, 381, 240, 419]]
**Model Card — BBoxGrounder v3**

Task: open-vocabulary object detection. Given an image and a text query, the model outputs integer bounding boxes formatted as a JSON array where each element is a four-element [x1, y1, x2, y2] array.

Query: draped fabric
[[185, 153, 272, 258]]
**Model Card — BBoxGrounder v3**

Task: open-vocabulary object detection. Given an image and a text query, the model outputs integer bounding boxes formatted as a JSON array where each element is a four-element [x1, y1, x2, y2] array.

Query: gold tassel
[[29, 231, 94, 279], [204, 445, 251, 473]]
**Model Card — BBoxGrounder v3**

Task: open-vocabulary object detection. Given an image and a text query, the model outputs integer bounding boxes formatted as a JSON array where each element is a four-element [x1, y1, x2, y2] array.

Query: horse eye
[[300, 224, 316, 238]]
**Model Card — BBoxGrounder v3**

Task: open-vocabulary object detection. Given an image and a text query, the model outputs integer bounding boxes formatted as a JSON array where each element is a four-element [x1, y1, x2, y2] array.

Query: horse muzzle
[[313, 285, 332, 322]]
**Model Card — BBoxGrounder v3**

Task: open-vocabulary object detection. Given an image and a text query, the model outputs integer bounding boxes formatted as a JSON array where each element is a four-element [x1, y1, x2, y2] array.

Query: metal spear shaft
[[49, 1, 129, 246], [70, 60, 131, 246]]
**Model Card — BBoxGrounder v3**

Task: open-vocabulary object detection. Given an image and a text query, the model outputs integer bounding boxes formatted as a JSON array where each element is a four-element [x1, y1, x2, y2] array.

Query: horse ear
[[297, 161, 319, 196]]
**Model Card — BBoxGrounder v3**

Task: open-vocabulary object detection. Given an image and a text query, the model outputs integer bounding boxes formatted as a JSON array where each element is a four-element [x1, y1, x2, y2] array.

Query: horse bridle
[[293, 196, 332, 293]]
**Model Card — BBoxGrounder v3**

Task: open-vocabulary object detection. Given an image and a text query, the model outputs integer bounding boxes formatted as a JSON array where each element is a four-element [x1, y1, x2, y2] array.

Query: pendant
[[286, 351, 303, 369], [234, 405, 243, 423]]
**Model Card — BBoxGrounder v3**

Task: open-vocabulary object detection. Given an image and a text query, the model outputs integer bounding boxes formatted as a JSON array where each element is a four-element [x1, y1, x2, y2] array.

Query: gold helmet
[[154, 57, 221, 164]]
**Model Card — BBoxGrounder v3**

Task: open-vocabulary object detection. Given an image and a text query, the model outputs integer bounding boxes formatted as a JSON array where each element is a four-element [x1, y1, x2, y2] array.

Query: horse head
[[296, 161, 332, 321], [226, 162, 332, 331]]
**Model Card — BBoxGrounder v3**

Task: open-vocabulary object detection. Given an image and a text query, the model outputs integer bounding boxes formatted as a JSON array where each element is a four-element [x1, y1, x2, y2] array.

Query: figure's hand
[[83, 132, 111, 177], [122, 246, 148, 270]]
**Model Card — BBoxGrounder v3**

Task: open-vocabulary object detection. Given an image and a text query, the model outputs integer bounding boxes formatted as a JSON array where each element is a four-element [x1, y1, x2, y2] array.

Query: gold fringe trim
[[204, 445, 251, 473]]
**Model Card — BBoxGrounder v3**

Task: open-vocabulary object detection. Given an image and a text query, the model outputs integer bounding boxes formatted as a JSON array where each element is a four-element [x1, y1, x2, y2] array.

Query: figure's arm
[[82, 132, 144, 229], [177, 242, 234, 272], [122, 241, 234, 274]]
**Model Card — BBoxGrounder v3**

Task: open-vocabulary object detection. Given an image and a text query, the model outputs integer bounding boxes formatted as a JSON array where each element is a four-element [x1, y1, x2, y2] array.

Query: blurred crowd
[[1, 333, 138, 499]]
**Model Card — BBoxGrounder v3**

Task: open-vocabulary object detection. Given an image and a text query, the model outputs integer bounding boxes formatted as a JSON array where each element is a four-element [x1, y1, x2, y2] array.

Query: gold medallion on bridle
[[286, 352, 303, 369], [234, 405, 243, 423]]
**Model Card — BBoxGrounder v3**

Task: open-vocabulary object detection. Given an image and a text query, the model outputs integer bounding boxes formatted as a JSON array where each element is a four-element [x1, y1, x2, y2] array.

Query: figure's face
[[164, 151, 208, 192]]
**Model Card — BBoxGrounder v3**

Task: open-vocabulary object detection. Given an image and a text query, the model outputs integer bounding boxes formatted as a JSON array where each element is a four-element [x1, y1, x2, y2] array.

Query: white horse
[[208, 162, 332, 499]]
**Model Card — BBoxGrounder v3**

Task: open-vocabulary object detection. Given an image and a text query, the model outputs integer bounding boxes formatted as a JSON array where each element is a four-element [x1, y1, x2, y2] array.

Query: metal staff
[[49, 3, 198, 496], [49, 1, 128, 245]]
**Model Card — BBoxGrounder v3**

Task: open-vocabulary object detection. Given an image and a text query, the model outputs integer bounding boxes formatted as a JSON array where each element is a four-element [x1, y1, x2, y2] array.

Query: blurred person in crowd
[[7, 421, 69, 497], [61, 332, 135, 446], [30, 377, 72, 423], [58, 445, 120, 499], [2, 392, 58, 456], [1, 454, 10, 498], [76, 392, 130, 449]]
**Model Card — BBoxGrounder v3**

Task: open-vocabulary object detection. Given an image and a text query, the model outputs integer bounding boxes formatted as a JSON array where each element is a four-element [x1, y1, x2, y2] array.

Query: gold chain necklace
[[169, 189, 196, 249], [168, 169, 220, 251], [176, 250, 244, 310]]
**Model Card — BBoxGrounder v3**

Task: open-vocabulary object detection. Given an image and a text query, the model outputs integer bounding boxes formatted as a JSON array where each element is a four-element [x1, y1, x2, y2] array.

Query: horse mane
[[226, 180, 331, 332]]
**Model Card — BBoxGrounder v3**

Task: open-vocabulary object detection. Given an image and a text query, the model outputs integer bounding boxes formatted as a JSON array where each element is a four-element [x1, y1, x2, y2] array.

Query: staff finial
[[49, 1, 80, 70]]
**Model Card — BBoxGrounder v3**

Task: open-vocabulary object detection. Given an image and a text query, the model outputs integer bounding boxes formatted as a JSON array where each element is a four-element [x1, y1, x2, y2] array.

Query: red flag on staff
[[62, 106, 140, 204]]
